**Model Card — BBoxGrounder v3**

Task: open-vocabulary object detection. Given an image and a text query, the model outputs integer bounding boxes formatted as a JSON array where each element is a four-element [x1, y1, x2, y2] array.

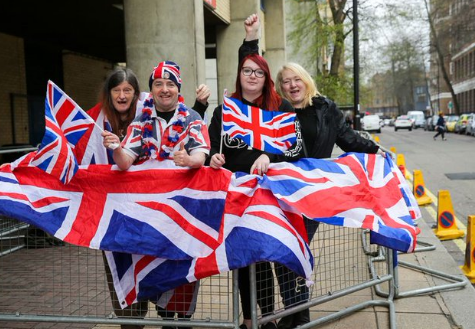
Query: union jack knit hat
[[149, 61, 182, 91]]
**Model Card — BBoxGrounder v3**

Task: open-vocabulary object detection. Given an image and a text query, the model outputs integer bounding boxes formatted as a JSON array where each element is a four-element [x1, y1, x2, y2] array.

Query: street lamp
[[353, 0, 360, 130]]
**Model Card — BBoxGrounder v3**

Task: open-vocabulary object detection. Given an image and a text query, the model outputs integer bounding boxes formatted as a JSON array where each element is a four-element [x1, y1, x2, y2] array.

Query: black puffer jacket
[[298, 96, 379, 159]]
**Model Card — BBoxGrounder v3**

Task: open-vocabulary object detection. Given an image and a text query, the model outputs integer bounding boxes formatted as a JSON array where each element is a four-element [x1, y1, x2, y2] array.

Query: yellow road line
[[406, 170, 467, 252]]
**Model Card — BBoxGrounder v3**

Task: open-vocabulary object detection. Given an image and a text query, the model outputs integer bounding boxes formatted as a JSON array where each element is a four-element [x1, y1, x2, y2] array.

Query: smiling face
[[110, 81, 135, 115], [151, 78, 179, 112], [280, 69, 307, 108], [240, 59, 266, 101]]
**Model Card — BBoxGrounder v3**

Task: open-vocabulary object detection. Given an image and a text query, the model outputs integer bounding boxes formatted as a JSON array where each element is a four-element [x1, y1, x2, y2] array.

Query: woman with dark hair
[[99, 68, 140, 139], [207, 47, 302, 329]]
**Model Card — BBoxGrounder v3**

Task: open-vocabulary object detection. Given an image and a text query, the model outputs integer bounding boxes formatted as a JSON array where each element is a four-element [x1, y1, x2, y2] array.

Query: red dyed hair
[[231, 53, 282, 111]]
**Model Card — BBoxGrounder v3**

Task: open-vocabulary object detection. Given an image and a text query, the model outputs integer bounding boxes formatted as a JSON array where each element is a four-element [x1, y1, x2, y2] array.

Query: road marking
[[406, 170, 467, 252]]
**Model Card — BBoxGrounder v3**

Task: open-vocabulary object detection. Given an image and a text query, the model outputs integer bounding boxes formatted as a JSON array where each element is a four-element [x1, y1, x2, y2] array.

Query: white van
[[407, 111, 425, 129], [361, 115, 381, 133]]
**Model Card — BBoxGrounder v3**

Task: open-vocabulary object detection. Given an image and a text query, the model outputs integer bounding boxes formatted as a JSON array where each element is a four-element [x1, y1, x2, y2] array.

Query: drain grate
[[445, 172, 475, 180]]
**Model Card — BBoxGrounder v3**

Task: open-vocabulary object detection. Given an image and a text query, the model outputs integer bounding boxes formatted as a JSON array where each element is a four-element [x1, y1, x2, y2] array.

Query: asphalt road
[[367, 125, 475, 267]]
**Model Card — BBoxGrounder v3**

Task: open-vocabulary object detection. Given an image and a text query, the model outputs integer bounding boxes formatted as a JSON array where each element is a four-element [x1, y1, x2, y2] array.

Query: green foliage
[[287, 0, 351, 102]]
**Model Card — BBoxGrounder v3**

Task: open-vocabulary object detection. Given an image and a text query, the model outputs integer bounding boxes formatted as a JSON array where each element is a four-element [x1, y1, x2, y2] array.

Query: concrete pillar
[[216, 0, 260, 104], [123, 0, 206, 106], [262, 0, 286, 80]]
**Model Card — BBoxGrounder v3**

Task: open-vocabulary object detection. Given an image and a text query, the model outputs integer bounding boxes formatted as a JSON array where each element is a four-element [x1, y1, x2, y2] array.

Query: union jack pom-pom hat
[[149, 60, 182, 91]]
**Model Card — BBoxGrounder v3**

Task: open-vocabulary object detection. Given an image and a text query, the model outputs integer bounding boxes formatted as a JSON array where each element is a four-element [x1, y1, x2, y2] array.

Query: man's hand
[[173, 142, 190, 167], [173, 142, 206, 168], [244, 13, 260, 41], [196, 84, 210, 106]]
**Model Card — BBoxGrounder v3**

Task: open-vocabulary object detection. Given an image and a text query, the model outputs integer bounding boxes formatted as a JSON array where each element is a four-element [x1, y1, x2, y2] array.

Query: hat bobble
[[149, 61, 182, 91]]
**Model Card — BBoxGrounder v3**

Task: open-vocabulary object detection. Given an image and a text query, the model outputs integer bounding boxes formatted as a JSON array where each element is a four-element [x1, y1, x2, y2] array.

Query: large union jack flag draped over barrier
[[0, 152, 419, 306], [222, 96, 297, 154], [25, 81, 95, 183], [259, 153, 420, 253], [105, 171, 314, 309], [0, 163, 231, 259]]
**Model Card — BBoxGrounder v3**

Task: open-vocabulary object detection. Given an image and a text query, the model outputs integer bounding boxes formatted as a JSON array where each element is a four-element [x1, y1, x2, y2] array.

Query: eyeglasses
[[111, 88, 134, 96], [241, 67, 265, 78]]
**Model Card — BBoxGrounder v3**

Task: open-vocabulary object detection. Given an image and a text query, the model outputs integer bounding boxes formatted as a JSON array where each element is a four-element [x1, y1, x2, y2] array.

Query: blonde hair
[[276, 62, 321, 108]]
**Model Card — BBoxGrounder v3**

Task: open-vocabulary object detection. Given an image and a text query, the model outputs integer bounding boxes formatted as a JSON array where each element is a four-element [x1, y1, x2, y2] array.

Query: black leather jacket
[[298, 96, 379, 159]]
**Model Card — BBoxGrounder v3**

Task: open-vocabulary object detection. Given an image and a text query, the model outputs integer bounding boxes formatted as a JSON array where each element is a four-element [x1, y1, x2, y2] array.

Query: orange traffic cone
[[412, 170, 432, 206], [433, 190, 464, 240], [396, 154, 410, 180], [460, 215, 475, 283]]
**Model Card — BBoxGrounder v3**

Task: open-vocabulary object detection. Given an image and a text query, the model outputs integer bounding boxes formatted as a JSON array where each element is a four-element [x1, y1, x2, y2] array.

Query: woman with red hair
[[205, 24, 303, 329]]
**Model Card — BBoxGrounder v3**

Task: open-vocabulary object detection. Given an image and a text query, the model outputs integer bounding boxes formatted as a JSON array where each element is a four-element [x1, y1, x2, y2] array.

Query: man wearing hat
[[104, 60, 210, 169]]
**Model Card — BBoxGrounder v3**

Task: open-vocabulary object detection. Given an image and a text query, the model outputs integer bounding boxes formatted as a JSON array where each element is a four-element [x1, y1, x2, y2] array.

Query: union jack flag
[[105, 171, 313, 308], [27, 81, 95, 183], [0, 163, 231, 259], [74, 92, 149, 165], [222, 96, 296, 154], [259, 153, 420, 252], [45, 80, 95, 147]]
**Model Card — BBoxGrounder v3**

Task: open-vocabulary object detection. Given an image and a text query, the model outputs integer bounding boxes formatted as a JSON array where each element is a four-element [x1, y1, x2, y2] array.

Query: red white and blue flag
[[0, 152, 419, 306], [26, 81, 95, 183], [222, 96, 296, 154], [105, 171, 314, 308], [259, 153, 420, 253], [0, 163, 231, 259]]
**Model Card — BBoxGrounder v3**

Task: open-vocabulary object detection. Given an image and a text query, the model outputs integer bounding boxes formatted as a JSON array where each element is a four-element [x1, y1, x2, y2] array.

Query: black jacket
[[298, 96, 379, 159]]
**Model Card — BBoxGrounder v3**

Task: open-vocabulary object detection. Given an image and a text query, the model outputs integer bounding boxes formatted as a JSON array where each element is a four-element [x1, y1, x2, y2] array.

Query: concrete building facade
[[0, 0, 287, 152]]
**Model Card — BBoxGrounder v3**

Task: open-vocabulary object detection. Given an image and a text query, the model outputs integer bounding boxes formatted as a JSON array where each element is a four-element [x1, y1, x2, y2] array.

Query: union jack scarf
[[139, 93, 187, 160]]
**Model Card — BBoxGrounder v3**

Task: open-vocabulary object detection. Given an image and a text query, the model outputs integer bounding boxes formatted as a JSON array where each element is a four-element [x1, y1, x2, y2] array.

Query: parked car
[[407, 111, 425, 129], [464, 115, 475, 136], [383, 118, 391, 126], [445, 115, 459, 132], [425, 114, 438, 131], [394, 115, 413, 131], [361, 114, 382, 133], [454, 113, 474, 134]]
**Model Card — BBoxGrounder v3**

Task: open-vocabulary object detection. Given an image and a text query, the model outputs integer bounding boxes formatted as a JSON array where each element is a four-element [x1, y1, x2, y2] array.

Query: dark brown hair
[[99, 68, 140, 136]]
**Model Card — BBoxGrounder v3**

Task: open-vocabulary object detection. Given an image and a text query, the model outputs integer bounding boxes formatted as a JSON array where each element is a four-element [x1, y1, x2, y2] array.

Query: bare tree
[[287, 0, 353, 101]]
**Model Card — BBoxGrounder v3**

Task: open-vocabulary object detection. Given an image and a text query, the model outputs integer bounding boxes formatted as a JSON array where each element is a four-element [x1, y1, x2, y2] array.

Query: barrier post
[[389, 147, 396, 154], [412, 170, 432, 206], [460, 215, 475, 283], [433, 190, 464, 240]]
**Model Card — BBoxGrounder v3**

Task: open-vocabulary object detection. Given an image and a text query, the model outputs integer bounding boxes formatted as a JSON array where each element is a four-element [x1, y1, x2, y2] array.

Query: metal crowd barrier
[[0, 221, 396, 328]]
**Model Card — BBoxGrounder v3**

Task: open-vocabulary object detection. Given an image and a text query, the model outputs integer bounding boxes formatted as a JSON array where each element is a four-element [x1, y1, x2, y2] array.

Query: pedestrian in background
[[433, 112, 447, 141]]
